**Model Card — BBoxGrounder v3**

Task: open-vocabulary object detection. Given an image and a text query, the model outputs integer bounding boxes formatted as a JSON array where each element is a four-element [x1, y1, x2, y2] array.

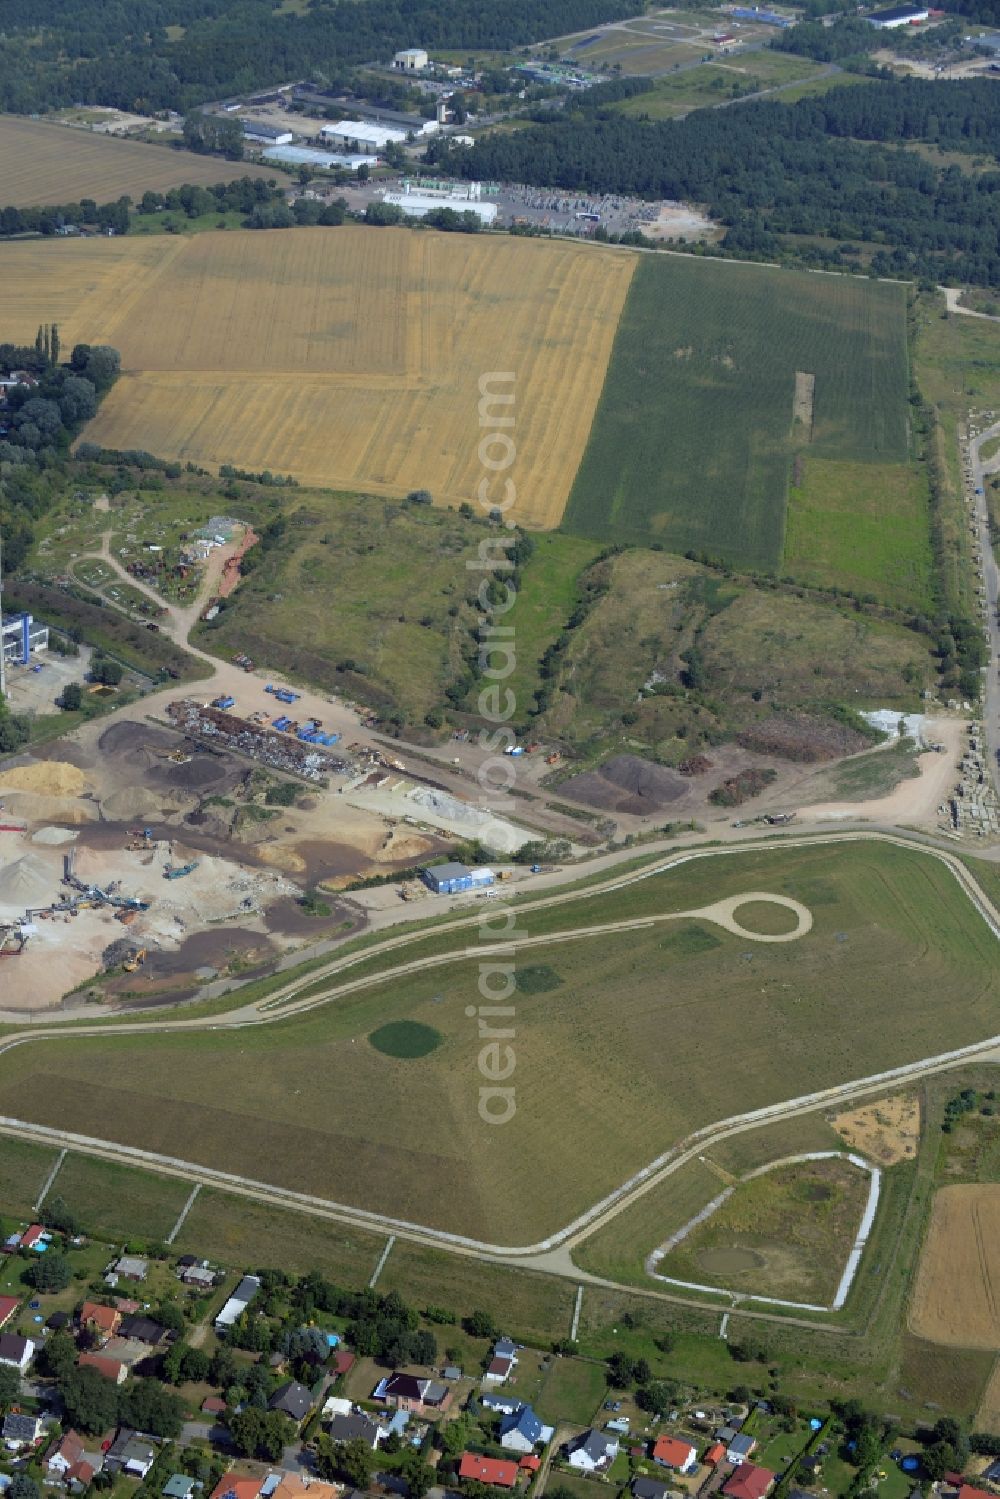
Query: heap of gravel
[[0, 853, 57, 909], [31, 826, 79, 846]]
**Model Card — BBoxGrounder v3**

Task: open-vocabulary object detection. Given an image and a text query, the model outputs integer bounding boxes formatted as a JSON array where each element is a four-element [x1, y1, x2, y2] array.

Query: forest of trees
[[0, 0, 635, 114], [429, 78, 1000, 284]]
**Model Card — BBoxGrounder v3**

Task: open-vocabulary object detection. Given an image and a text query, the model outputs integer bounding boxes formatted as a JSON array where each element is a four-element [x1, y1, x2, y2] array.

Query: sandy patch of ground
[[910, 1184, 1000, 1348], [644, 203, 718, 241], [255, 843, 307, 874], [830, 1092, 919, 1166], [793, 371, 815, 434], [0, 791, 98, 825], [801, 717, 964, 827], [0, 761, 88, 796]]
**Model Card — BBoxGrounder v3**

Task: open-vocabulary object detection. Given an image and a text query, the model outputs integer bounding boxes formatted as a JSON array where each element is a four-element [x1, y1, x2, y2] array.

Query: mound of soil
[[562, 754, 688, 815], [709, 767, 777, 807], [99, 721, 175, 756], [738, 713, 870, 763]]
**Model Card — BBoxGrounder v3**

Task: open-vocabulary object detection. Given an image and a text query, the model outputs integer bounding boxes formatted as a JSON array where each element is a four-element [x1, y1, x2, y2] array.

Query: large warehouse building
[[262, 144, 371, 171], [866, 4, 929, 25], [382, 190, 498, 225], [321, 120, 409, 154], [421, 862, 495, 895], [393, 47, 429, 70]]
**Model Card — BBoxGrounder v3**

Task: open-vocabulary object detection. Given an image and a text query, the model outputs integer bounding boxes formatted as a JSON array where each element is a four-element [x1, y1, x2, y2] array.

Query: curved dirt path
[[942, 286, 1000, 323]]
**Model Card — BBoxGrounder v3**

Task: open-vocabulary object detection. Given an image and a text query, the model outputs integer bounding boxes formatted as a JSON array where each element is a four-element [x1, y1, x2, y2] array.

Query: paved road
[[968, 419, 1000, 800]]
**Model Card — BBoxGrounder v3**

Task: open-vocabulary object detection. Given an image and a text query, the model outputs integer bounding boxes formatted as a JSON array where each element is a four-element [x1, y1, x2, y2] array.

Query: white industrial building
[[1, 611, 48, 667], [262, 144, 372, 171], [866, 4, 929, 25], [242, 122, 294, 145], [215, 1274, 261, 1330], [321, 119, 410, 153], [393, 47, 429, 70], [383, 189, 497, 225]]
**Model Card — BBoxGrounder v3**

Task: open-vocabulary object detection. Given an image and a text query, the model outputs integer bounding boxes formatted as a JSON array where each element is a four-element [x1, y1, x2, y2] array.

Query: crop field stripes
[[0, 227, 634, 529]]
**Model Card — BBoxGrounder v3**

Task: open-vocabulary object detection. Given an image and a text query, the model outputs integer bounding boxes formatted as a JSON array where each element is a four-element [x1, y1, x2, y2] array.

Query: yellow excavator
[[123, 948, 147, 973]]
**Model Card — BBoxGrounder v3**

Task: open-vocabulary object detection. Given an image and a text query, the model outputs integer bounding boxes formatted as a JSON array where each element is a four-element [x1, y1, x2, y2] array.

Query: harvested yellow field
[[0, 116, 276, 206], [975, 1360, 1000, 1437], [910, 1185, 1000, 1348], [0, 227, 635, 528]]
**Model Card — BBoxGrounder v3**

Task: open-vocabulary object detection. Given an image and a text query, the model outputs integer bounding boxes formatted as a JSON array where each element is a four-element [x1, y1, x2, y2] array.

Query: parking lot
[[4, 646, 93, 716]]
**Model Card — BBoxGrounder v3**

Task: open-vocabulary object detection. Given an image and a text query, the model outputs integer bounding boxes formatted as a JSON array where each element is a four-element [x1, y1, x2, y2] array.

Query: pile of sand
[[0, 762, 86, 797], [101, 787, 161, 822], [0, 853, 58, 909], [31, 826, 79, 846]]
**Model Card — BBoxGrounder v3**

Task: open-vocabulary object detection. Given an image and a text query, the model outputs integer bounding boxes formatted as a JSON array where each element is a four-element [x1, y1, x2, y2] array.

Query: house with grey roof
[[566, 1429, 619, 1472]]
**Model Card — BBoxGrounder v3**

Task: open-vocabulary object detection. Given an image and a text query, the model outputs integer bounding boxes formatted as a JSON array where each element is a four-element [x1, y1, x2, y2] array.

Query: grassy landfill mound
[[0, 843, 994, 1245], [562, 256, 909, 569]]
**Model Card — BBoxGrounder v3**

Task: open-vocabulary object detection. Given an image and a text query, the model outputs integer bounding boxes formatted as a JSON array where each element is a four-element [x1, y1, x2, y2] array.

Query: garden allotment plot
[[563, 256, 910, 568], [0, 227, 634, 528]]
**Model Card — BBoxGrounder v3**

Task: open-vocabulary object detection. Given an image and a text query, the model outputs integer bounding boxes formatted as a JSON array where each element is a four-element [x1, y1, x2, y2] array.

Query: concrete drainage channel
[[645, 1151, 882, 1314]]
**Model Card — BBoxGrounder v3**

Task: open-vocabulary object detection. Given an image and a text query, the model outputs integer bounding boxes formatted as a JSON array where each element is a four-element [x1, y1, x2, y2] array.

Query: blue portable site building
[[421, 862, 495, 896]]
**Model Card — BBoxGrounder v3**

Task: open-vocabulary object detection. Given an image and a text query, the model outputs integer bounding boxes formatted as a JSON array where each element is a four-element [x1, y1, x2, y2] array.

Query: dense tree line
[[38, 1333, 185, 1436], [0, 177, 281, 237], [429, 78, 1000, 283], [0, 0, 636, 114]]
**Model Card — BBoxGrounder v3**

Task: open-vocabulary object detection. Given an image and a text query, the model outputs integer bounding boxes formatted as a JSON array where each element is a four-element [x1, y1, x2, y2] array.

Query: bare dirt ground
[[910, 1184, 1000, 1348], [797, 717, 965, 827], [830, 1092, 920, 1166], [793, 371, 815, 435], [644, 203, 718, 241]]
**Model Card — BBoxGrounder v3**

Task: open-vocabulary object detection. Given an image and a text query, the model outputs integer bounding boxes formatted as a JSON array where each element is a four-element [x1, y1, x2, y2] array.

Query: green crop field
[[562, 257, 909, 571], [0, 844, 993, 1245], [784, 458, 933, 609]]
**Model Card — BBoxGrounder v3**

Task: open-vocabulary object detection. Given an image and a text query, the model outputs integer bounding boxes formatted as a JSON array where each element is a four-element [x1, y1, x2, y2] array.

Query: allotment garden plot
[[0, 843, 994, 1247], [0, 227, 634, 529]]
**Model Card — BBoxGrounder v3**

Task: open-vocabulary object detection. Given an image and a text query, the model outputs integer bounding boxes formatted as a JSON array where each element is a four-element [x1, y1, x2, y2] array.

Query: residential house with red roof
[[724, 1463, 776, 1499], [0, 1297, 19, 1331], [78, 1352, 128, 1384], [79, 1302, 121, 1341], [459, 1454, 518, 1488], [209, 1476, 264, 1499], [652, 1436, 698, 1473]]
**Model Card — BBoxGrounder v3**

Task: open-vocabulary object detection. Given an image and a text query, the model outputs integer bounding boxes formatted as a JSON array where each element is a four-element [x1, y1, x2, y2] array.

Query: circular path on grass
[[688, 890, 813, 942]]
